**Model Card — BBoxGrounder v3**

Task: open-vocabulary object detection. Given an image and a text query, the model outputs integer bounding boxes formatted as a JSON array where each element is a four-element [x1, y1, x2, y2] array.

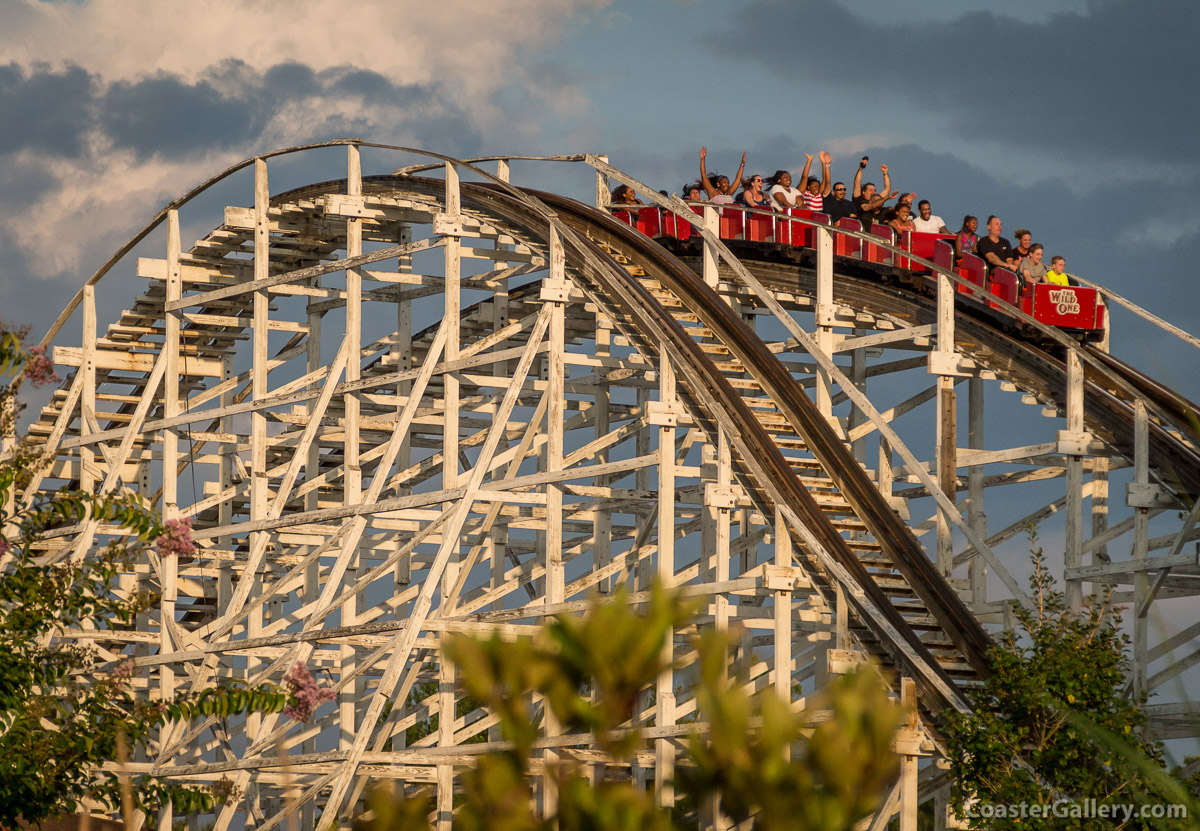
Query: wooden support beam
[[542, 225, 566, 816], [343, 143, 365, 754], [967, 377, 986, 608], [318, 302, 554, 825], [1133, 399, 1150, 699], [814, 224, 835, 418], [166, 238, 445, 311], [1064, 349, 1085, 612], [655, 350, 677, 808], [936, 375, 956, 577]]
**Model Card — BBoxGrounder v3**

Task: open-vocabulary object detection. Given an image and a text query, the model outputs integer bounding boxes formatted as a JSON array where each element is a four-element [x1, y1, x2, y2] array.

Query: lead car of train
[[609, 203, 1107, 341]]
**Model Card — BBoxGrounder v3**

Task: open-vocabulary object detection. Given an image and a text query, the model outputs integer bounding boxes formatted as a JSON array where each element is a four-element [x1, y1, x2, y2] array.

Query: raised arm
[[799, 153, 814, 190], [864, 190, 900, 212], [880, 164, 892, 199], [698, 147, 719, 199], [818, 151, 832, 196], [731, 152, 747, 191], [852, 157, 867, 198]]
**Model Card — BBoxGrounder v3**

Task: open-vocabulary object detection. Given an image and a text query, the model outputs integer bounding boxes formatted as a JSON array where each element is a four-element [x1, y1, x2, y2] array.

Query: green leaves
[[367, 584, 904, 831], [682, 631, 901, 831], [0, 328, 29, 380], [0, 406, 283, 825], [943, 532, 1196, 829]]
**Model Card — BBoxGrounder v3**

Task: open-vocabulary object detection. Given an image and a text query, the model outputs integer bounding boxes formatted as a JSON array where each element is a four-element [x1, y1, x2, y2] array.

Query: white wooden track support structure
[[12, 141, 1200, 830]]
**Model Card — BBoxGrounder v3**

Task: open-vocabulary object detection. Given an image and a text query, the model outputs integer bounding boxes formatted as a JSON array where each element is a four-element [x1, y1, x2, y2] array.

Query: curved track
[[720, 252, 1200, 499]]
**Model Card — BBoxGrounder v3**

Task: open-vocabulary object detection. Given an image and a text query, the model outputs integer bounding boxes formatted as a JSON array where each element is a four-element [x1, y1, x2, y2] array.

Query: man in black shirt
[[852, 160, 898, 229], [822, 181, 855, 221], [975, 215, 1019, 275]]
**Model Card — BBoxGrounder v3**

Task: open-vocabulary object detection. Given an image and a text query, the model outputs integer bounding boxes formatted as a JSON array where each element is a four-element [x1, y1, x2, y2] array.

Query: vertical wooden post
[[594, 315, 612, 593], [715, 432, 732, 633], [654, 351, 677, 809], [158, 207, 182, 831], [249, 158, 270, 747], [967, 377, 987, 607], [1091, 455, 1110, 566], [814, 225, 835, 418], [394, 221, 413, 590], [546, 226, 566, 609], [301, 269, 320, 829], [934, 268, 957, 576], [490, 210, 510, 610], [899, 679, 919, 831], [703, 205, 719, 289], [635, 384, 651, 593], [342, 143, 365, 755], [1064, 349, 1085, 613], [774, 510, 793, 745], [1132, 399, 1149, 699], [80, 286, 97, 492], [849, 338, 867, 465], [935, 375, 957, 577], [218, 351, 234, 616], [437, 160, 462, 831], [710, 427, 734, 830], [542, 225, 567, 815]]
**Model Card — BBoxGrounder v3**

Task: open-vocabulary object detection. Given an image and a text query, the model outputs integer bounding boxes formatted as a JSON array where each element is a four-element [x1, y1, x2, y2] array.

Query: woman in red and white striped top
[[800, 151, 833, 210]]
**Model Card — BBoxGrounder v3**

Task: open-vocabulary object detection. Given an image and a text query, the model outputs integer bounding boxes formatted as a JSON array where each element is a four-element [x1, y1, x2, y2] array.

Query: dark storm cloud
[[99, 72, 269, 158], [96, 62, 479, 161], [0, 154, 59, 205], [328, 68, 403, 101], [0, 58, 481, 164], [715, 0, 1200, 164], [0, 63, 95, 156], [260, 61, 320, 98]]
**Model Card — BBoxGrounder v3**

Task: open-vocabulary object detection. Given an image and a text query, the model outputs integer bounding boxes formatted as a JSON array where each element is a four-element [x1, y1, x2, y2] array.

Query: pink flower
[[156, 517, 196, 558], [0, 538, 10, 557], [23, 346, 59, 387], [282, 661, 336, 722], [112, 659, 134, 693]]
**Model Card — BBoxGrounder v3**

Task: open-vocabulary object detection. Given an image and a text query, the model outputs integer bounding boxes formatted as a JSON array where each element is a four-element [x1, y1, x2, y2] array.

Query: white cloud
[[1117, 214, 1200, 249], [0, 0, 609, 104], [0, 0, 612, 282], [824, 133, 896, 158], [1, 144, 219, 277]]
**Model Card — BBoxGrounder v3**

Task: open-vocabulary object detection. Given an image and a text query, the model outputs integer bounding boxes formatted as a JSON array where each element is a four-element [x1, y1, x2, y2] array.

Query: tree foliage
[[944, 532, 1199, 829], [0, 324, 320, 826], [356, 582, 903, 831]]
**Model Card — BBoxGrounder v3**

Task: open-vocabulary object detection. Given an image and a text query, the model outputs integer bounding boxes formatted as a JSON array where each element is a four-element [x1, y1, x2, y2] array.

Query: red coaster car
[[1028, 282, 1104, 330]]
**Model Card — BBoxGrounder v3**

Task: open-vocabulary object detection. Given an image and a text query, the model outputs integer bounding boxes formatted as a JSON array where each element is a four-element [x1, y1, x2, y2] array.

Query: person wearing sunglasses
[[736, 174, 774, 210], [822, 180, 856, 222]]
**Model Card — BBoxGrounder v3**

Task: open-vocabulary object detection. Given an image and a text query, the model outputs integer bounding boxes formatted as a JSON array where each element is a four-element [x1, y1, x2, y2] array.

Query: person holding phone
[[852, 159, 898, 228]]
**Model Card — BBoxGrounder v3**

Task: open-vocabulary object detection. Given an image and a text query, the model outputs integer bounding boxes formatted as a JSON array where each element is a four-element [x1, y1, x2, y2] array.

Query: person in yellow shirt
[[1046, 255, 1070, 286]]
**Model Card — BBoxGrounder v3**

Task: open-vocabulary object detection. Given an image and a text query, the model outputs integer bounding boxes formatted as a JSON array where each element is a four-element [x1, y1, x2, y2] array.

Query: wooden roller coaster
[[12, 141, 1200, 829]]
